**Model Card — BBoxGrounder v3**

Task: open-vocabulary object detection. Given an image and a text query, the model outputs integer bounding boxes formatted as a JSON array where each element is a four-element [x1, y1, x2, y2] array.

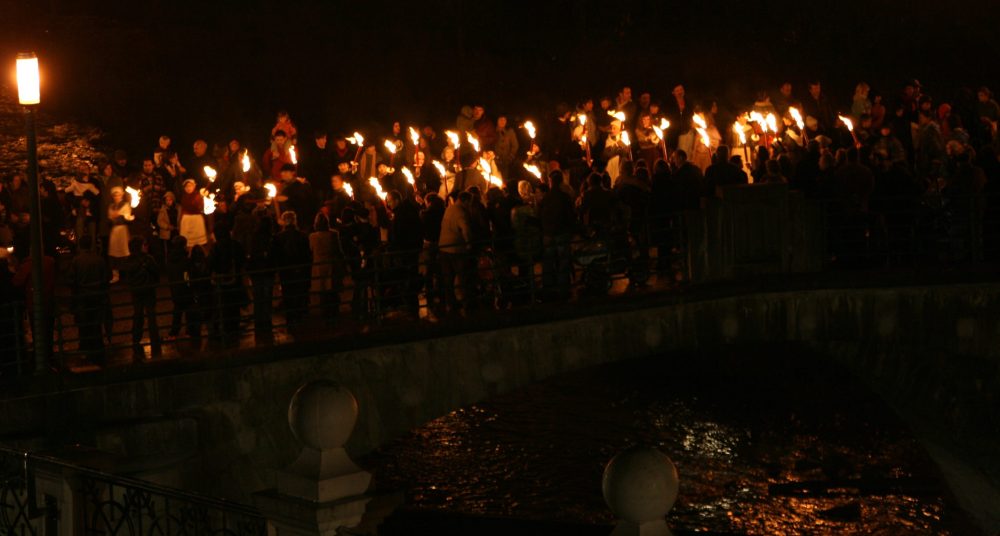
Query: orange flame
[[201, 188, 217, 215], [408, 126, 420, 147], [264, 183, 277, 199], [432, 160, 448, 177], [466, 133, 481, 153], [445, 131, 461, 150], [241, 151, 251, 173], [203, 165, 217, 182], [369, 177, 387, 200], [523, 121, 536, 139], [608, 110, 626, 122], [125, 186, 141, 209], [401, 166, 415, 185], [523, 163, 542, 179], [733, 122, 747, 145], [838, 115, 854, 132], [765, 113, 778, 133], [289, 145, 297, 164], [343, 183, 354, 198], [621, 131, 631, 146], [789, 107, 805, 130]]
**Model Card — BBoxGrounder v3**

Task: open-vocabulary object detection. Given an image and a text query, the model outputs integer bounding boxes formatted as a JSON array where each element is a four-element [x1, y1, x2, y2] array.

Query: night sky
[[2, 0, 998, 157]]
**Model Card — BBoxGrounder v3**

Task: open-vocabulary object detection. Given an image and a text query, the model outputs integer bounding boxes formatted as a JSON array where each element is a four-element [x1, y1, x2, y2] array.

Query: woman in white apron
[[107, 186, 133, 283], [178, 179, 208, 249]]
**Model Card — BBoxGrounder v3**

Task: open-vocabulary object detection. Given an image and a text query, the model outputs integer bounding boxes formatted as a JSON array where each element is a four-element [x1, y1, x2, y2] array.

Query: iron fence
[[0, 446, 266, 536]]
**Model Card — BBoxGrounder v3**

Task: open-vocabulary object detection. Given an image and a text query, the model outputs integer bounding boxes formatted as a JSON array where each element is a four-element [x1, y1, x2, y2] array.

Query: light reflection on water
[[365, 346, 973, 534]]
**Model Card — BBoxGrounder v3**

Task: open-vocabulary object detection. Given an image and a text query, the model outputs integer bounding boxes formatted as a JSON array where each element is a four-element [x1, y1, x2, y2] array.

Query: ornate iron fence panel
[[80, 475, 266, 536], [0, 453, 38, 536]]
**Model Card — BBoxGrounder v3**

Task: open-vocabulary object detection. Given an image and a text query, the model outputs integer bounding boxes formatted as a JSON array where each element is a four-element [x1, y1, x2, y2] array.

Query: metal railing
[[1, 188, 999, 381], [0, 445, 266, 535]]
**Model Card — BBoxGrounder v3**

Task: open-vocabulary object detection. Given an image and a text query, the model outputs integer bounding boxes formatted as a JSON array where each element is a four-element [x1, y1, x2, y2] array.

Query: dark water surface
[[365, 345, 978, 534]]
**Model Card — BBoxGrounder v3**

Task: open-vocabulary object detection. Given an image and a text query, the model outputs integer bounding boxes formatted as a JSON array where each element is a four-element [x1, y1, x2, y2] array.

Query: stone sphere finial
[[288, 380, 358, 450], [602, 446, 680, 524]]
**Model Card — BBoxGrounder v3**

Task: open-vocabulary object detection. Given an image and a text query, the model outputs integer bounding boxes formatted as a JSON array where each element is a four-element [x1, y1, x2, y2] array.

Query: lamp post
[[17, 52, 47, 373]]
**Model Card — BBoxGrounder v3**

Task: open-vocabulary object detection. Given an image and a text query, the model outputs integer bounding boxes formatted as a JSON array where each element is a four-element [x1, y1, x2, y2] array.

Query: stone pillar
[[602, 446, 680, 536], [254, 380, 396, 536]]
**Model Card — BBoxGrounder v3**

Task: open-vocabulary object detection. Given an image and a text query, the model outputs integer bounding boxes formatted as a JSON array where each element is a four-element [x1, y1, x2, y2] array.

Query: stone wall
[[1, 283, 998, 531]]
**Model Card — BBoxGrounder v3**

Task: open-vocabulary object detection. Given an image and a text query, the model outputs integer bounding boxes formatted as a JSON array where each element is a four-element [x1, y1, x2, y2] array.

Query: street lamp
[[16, 52, 47, 373]]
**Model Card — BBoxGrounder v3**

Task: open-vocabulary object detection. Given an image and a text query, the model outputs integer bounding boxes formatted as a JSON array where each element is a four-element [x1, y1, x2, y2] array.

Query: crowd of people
[[2, 78, 1000, 367]]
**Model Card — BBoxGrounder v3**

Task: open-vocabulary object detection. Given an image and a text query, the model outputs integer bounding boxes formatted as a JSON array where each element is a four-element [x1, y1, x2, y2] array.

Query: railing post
[[603, 446, 680, 536], [253, 380, 399, 535]]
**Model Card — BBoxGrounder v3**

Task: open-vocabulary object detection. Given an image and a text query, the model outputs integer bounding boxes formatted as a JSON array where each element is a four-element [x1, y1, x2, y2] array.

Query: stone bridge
[[1, 279, 999, 533]]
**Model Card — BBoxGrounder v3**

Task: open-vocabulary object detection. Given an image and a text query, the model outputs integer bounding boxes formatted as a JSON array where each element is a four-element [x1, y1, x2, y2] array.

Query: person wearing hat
[[107, 185, 134, 283], [178, 178, 209, 249]]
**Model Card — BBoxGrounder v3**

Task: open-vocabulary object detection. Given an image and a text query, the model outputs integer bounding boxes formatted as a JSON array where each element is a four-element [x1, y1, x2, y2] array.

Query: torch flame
[[203, 165, 217, 182], [343, 183, 354, 198], [621, 131, 631, 146], [289, 145, 298, 165], [749, 111, 768, 132], [765, 113, 778, 133], [733, 122, 747, 145], [838, 115, 854, 132], [401, 166, 415, 185], [479, 158, 503, 188], [608, 110, 626, 122], [201, 188, 217, 215], [692, 113, 707, 130], [523, 163, 542, 179], [577, 113, 587, 126], [264, 183, 277, 199], [445, 131, 461, 150], [523, 121, 536, 139], [652, 126, 664, 141], [789, 107, 805, 130], [408, 126, 420, 147], [466, 133, 480, 153], [432, 160, 448, 177], [369, 177, 387, 200], [658, 118, 671, 131], [241, 150, 251, 173], [351, 132, 365, 146], [383, 139, 397, 154], [125, 186, 141, 209], [692, 114, 711, 149]]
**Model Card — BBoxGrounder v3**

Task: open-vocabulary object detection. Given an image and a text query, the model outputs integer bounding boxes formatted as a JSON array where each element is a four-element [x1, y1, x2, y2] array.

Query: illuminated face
[[193, 141, 207, 157], [672, 86, 685, 98], [443, 146, 455, 161], [649, 104, 660, 115], [780, 83, 792, 97], [274, 134, 287, 147], [228, 140, 240, 153], [392, 122, 401, 135], [315, 135, 328, 149], [472, 106, 485, 120], [809, 84, 821, 99], [610, 122, 621, 136], [583, 100, 594, 112], [183, 181, 195, 194], [338, 162, 351, 174], [415, 151, 425, 166], [159, 136, 171, 150], [331, 175, 344, 190], [641, 115, 651, 128], [112, 189, 123, 202], [335, 139, 347, 150], [622, 87, 632, 100], [496, 116, 507, 129]]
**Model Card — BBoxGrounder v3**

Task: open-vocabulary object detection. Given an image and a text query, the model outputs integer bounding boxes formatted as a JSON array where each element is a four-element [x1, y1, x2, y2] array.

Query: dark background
[[1, 0, 998, 157]]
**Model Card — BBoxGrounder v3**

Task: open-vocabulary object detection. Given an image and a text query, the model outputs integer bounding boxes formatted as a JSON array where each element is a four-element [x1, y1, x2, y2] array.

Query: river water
[[365, 345, 978, 534]]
